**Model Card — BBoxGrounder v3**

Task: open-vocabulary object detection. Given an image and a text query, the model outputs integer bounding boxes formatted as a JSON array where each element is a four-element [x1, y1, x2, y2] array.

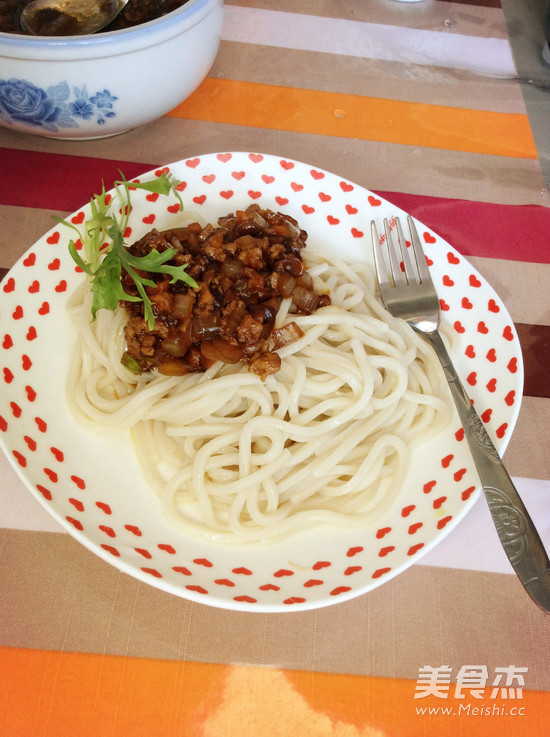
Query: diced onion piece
[[248, 209, 268, 227], [234, 234, 256, 250], [221, 258, 245, 279], [161, 333, 192, 358], [200, 337, 244, 364], [292, 285, 320, 314], [149, 291, 173, 312], [297, 271, 313, 289], [282, 216, 301, 238], [271, 321, 305, 349], [222, 303, 248, 336], [157, 360, 189, 376], [172, 292, 194, 319], [277, 272, 296, 298]]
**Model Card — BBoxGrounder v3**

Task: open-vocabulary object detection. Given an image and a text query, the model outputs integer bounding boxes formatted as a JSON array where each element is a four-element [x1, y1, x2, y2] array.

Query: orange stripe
[[0, 647, 230, 736], [168, 77, 537, 159], [1, 647, 548, 736]]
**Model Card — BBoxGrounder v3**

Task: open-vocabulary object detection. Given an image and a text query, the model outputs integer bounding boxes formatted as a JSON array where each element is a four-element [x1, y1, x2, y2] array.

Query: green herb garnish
[[59, 171, 197, 329]]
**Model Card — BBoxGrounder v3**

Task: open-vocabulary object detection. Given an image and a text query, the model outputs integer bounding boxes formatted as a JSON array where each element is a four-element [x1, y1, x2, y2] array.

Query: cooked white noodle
[[67, 250, 451, 544]]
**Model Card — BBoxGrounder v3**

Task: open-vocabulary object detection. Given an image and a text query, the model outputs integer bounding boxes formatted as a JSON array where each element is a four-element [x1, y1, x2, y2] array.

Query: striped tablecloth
[[1, 1, 549, 735]]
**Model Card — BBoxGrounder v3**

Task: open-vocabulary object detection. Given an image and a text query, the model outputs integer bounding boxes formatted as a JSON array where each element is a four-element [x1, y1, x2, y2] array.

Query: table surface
[[1, 1, 550, 735]]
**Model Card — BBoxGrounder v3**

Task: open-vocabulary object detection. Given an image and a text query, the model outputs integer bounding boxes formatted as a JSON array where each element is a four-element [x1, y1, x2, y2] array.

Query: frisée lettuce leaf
[[59, 170, 197, 329]]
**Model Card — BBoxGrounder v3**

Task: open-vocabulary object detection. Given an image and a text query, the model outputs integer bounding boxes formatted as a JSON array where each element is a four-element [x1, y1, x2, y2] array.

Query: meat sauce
[[0, 0, 189, 35], [121, 205, 331, 381]]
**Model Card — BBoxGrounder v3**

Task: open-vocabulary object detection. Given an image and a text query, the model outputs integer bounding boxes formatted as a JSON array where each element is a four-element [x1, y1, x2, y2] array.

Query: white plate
[[0, 152, 523, 611]]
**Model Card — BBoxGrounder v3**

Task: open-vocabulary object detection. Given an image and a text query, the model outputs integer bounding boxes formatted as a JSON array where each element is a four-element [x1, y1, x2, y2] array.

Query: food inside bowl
[[0, 0, 189, 34]]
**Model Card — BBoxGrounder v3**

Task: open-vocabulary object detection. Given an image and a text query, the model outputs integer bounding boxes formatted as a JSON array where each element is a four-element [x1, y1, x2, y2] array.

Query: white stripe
[[2, 451, 549, 578], [222, 6, 517, 78]]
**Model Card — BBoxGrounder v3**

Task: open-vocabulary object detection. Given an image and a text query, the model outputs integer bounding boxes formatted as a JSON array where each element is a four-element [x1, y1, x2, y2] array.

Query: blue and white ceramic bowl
[[0, 0, 224, 139]]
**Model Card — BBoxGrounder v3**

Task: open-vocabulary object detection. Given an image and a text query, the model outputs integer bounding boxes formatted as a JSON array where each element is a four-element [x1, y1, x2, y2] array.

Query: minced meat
[[121, 204, 330, 381]]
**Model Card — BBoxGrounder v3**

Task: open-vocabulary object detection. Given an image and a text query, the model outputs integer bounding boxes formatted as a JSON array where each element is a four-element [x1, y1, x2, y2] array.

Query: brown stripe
[[0, 528, 549, 688], [213, 42, 524, 112], [516, 323, 550, 398], [0, 205, 71, 271]]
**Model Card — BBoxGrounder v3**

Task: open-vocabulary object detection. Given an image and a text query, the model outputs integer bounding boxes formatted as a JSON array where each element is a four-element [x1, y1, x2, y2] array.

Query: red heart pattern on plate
[[0, 153, 523, 612]]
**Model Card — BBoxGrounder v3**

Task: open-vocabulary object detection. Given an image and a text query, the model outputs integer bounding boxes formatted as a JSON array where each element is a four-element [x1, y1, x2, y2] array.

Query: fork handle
[[423, 329, 550, 613]]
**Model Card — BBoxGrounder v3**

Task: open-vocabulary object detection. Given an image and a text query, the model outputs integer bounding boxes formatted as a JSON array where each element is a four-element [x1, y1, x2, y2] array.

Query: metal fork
[[371, 215, 550, 613]]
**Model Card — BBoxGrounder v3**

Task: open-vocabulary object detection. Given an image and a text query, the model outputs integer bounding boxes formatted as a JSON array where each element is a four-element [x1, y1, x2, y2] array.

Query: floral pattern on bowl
[[0, 77, 117, 132]]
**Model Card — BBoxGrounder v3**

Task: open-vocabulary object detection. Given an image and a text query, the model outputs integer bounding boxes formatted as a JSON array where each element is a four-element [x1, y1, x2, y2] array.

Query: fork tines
[[371, 215, 432, 290]]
